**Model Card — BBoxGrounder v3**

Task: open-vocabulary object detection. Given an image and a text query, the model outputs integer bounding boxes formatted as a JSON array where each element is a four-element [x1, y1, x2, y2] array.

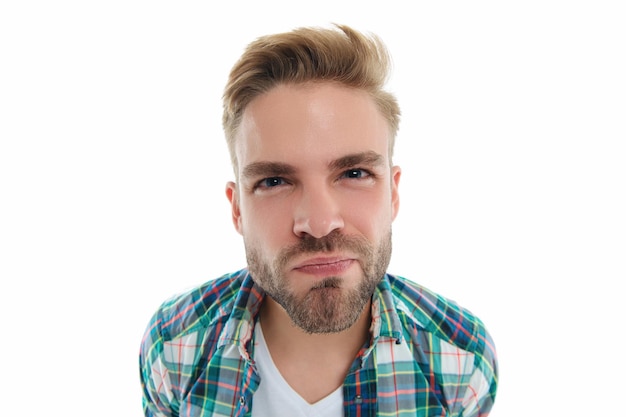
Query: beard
[[245, 230, 392, 334]]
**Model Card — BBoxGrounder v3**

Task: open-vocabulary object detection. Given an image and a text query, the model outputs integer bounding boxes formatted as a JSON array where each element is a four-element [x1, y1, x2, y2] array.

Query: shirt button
[[355, 395, 363, 404], [239, 396, 246, 406]]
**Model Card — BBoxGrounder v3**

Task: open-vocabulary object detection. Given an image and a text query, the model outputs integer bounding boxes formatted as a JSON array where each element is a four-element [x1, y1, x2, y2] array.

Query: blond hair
[[222, 24, 400, 170]]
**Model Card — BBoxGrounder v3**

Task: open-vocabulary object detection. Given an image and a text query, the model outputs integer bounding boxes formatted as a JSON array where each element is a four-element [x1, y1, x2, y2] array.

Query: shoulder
[[386, 274, 494, 356], [384, 275, 499, 414], [139, 270, 255, 413], [146, 269, 250, 344]]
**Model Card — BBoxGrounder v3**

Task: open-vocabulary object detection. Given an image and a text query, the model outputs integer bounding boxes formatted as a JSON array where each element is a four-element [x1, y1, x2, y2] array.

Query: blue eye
[[343, 169, 368, 179], [261, 177, 284, 187]]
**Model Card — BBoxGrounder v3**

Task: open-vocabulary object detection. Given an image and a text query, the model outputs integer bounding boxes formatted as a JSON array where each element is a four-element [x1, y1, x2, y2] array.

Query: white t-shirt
[[251, 323, 344, 417]]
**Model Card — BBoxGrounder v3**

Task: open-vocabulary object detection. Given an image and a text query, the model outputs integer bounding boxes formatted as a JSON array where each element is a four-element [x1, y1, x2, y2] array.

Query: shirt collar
[[370, 275, 404, 343], [217, 270, 265, 360]]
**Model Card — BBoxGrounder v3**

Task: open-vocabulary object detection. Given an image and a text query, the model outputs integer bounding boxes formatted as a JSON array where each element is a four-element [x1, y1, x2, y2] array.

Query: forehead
[[234, 83, 391, 172]]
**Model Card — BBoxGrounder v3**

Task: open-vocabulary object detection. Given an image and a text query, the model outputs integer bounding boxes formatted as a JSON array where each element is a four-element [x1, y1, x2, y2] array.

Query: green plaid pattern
[[140, 270, 498, 416]]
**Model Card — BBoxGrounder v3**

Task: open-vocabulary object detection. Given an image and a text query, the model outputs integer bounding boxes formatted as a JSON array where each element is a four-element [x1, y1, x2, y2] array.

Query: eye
[[256, 177, 285, 189], [341, 169, 371, 179]]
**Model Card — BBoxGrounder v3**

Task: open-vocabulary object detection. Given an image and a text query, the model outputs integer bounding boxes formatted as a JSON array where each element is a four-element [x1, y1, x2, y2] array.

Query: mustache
[[276, 230, 373, 270]]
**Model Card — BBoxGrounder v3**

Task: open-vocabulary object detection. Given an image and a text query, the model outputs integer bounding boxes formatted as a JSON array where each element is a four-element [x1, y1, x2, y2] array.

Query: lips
[[292, 256, 356, 276]]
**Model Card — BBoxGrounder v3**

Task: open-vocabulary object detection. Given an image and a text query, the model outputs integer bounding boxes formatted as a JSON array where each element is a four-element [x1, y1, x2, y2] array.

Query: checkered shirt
[[139, 269, 498, 416]]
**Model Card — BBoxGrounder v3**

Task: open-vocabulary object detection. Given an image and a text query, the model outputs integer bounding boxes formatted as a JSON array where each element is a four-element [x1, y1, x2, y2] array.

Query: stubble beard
[[245, 230, 392, 334]]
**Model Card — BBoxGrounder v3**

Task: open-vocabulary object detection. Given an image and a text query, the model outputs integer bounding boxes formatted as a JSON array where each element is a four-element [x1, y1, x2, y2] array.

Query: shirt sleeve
[[459, 327, 499, 417], [139, 307, 179, 417]]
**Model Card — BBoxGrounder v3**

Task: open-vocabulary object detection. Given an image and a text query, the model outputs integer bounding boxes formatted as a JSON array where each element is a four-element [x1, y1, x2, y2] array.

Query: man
[[140, 24, 498, 417]]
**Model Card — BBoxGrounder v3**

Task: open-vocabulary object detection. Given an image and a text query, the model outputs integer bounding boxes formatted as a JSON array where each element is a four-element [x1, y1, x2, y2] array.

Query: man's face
[[226, 82, 401, 334]]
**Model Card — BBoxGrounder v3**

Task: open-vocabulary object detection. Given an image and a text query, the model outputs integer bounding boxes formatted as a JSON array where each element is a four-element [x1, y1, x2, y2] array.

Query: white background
[[1, 1, 624, 415]]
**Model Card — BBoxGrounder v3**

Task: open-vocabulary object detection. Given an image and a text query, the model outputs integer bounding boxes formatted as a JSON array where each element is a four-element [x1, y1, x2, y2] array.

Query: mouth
[[292, 256, 356, 277]]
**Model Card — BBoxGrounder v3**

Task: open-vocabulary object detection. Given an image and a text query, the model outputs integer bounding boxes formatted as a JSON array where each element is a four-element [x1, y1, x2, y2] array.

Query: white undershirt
[[251, 323, 344, 417]]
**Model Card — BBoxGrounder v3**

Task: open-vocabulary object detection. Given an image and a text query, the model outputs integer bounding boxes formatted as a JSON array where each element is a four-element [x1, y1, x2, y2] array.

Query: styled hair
[[222, 23, 400, 171]]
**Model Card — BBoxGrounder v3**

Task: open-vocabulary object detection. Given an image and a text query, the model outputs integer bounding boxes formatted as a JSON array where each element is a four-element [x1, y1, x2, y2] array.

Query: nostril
[[292, 186, 345, 238], [293, 217, 344, 239]]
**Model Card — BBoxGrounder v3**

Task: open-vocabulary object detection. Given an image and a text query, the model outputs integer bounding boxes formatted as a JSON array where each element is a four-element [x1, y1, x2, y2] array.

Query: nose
[[293, 184, 344, 239]]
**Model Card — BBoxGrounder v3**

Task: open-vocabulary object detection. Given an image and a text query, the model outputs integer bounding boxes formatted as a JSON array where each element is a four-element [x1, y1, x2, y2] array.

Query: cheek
[[342, 192, 394, 234], [240, 199, 293, 246]]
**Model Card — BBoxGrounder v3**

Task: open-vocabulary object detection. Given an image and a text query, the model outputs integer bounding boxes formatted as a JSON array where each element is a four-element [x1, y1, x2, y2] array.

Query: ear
[[390, 166, 401, 221], [225, 181, 243, 235]]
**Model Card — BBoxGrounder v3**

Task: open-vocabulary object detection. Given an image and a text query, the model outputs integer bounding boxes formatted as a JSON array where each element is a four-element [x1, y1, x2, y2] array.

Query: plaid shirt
[[140, 270, 498, 416]]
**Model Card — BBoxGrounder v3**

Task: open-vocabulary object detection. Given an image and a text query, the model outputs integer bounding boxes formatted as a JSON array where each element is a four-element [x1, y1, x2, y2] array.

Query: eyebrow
[[241, 151, 385, 180], [329, 151, 385, 171], [242, 161, 296, 180]]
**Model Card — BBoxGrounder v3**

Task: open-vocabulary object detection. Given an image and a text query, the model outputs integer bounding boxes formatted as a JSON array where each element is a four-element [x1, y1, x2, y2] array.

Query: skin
[[225, 81, 401, 403]]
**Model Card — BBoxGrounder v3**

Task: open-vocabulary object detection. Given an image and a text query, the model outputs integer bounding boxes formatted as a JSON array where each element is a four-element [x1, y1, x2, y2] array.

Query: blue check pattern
[[140, 269, 498, 416]]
